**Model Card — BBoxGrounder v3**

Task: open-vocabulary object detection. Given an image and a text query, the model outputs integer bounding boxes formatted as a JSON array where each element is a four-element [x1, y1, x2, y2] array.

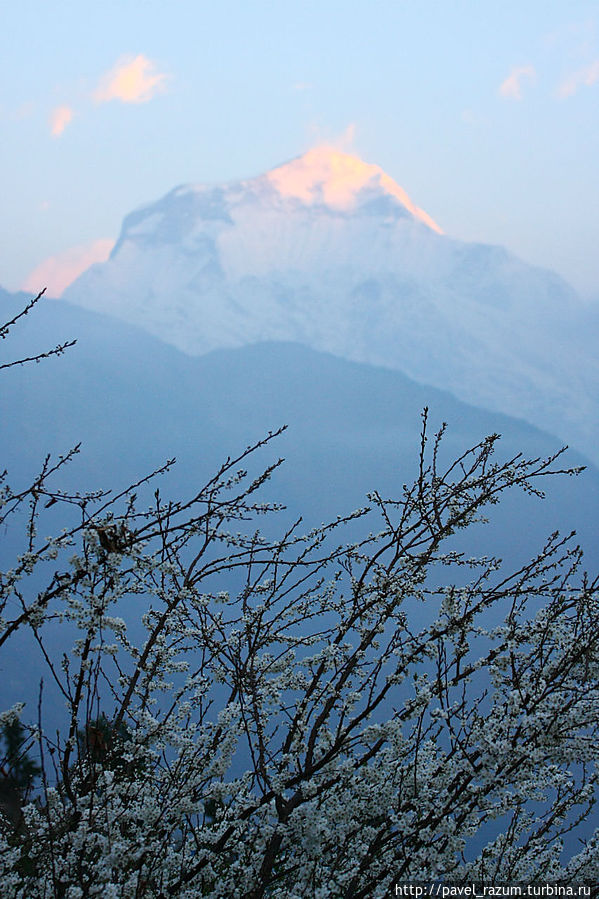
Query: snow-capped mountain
[[62, 148, 598, 461]]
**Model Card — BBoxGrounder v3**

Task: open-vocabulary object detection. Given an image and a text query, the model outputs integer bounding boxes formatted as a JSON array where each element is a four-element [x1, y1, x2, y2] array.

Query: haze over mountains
[[3, 139, 599, 716], [3, 283, 599, 745], [62, 147, 598, 463], [2, 286, 597, 575], [2, 147, 597, 564]]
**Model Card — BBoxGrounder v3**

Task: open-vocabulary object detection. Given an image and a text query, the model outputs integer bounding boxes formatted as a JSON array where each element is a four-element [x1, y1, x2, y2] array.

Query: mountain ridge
[[3, 286, 598, 732]]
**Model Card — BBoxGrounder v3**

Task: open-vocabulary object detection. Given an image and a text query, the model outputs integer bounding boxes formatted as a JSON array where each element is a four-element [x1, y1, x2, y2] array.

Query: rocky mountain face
[[62, 148, 598, 462]]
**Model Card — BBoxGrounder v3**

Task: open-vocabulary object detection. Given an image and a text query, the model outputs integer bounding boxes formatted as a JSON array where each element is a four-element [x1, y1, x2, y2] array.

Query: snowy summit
[[264, 148, 442, 231]]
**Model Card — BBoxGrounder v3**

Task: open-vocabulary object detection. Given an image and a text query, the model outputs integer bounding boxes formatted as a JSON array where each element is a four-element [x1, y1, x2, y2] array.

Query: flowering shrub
[[1, 295, 599, 897]]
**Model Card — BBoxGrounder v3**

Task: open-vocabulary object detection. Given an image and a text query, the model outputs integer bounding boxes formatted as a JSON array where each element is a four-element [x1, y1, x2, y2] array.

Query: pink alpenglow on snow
[[266, 148, 443, 233], [21, 238, 115, 298]]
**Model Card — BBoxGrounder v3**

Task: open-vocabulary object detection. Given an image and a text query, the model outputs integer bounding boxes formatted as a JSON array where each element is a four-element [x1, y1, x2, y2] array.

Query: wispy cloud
[[307, 122, 357, 152], [50, 105, 74, 137], [94, 55, 168, 104], [558, 58, 599, 97], [499, 65, 536, 100], [21, 238, 114, 298], [332, 123, 356, 151]]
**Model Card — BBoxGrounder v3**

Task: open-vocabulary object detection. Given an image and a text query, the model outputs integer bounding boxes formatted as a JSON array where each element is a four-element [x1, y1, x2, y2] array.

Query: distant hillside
[[2, 288, 598, 730], [2, 289, 596, 555]]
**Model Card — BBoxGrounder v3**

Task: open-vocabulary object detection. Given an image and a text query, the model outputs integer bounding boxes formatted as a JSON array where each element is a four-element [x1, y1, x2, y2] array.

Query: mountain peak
[[61, 148, 593, 462], [265, 147, 442, 233]]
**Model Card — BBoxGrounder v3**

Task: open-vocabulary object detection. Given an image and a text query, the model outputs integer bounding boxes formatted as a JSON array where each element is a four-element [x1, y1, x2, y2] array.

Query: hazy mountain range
[[1, 287, 597, 565], [1, 286, 598, 717], [62, 147, 598, 464], [1, 151, 597, 868]]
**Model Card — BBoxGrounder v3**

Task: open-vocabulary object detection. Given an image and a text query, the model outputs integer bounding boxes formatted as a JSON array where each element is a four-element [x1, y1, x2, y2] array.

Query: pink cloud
[[21, 238, 115, 298], [499, 65, 536, 100], [50, 105, 74, 137], [558, 58, 599, 97], [94, 55, 168, 104]]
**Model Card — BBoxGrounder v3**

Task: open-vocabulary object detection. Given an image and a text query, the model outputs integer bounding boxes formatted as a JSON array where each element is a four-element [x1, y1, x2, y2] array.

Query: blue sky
[[2, 1, 598, 298]]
